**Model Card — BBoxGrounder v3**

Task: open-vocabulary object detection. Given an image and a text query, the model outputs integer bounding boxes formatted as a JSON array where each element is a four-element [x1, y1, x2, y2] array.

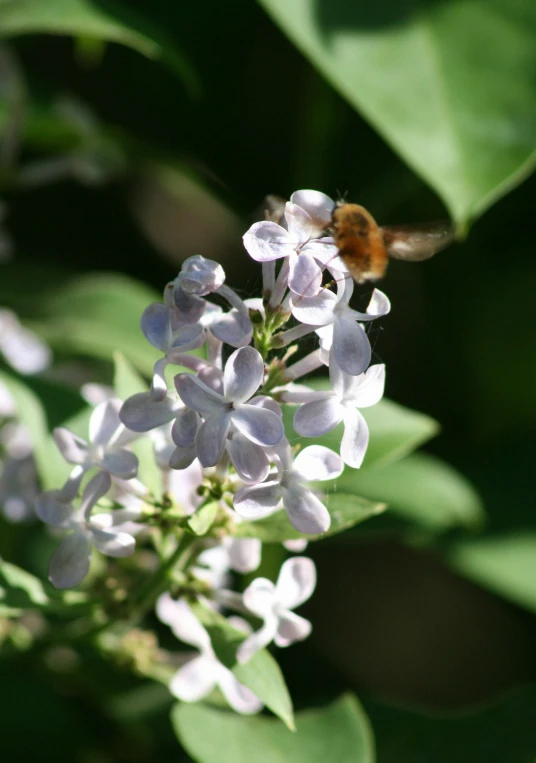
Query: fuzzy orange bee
[[331, 202, 454, 283]]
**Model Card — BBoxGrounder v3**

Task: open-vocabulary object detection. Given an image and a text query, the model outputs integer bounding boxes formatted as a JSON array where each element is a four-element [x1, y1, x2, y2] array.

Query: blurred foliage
[[0, 0, 536, 760]]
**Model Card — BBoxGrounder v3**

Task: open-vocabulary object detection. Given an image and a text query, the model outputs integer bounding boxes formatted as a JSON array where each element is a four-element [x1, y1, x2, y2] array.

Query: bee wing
[[380, 221, 454, 262]]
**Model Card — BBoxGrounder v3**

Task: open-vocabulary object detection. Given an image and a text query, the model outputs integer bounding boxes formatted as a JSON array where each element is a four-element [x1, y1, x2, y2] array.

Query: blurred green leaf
[[187, 501, 219, 536], [370, 686, 536, 763], [335, 452, 485, 532], [0, 0, 198, 94], [113, 351, 162, 498], [447, 532, 536, 613], [285, 395, 439, 471], [234, 495, 385, 542], [33, 273, 160, 376], [0, 560, 89, 615], [260, 0, 536, 228], [194, 603, 294, 730], [173, 693, 375, 763]]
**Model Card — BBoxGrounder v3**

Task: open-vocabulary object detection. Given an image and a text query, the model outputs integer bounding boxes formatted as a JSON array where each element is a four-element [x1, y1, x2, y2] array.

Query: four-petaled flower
[[35, 471, 136, 589], [237, 557, 316, 663], [156, 594, 262, 714]]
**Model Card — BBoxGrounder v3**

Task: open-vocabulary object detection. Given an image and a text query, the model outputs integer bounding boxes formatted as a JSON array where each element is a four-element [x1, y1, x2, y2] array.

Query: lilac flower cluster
[[35, 189, 390, 713]]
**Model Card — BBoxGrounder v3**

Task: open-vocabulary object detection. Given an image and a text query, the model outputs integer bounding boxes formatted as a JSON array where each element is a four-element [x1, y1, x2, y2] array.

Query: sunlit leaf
[[335, 452, 485, 532], [447, 532, 536, 613], [0, 0, 198, 94], [260, 0, 536, 228], [233, 495, 385, 542], [173, 693, 375, 763]]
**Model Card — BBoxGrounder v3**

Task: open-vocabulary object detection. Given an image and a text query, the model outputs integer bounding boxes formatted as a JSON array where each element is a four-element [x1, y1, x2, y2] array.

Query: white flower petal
[[333, 317, 371, 376], [348, 363, 386, 408], [288, 252, 322, 297], [274, 611, 312, 647], [233, 480, 281, 519], [35, 490, 75, 528], [171, 323, 206, 351], [169, 444, 197, 470], [293, 398, 343, 437], [236, 618, 279, 664], [80, 471, 112, 517], [119, 392, 179, 432], [53, 428, 88, 464], [90, 526, 136, 557], [89, 399, 122, 446], [178, 255, 225, 295], [175, 374, 226, 417], [156, 594, 211, 651], [366, 288, 391, 317], [341, 407, 369, 468], [173, 287, 206, 323], [172, 408, 199, 447], [290, 190, 335, 232], [276, 557, 316, 609], [0, 313, 51, 374], [283, 538, 308, 553], [291, 289, 337, 325], [140, 302, 170, 350], [210, 309, 253, 348], [226, 434, 270, 484], [223, 346, 263, 404], [195, 414, 231, 467], [242, 577, 277, 617], [284, 202, 312, 244], [293, 445, 344, 482], [283, 485, 331, 534], [225, 537, 262, 573], [48, 531, 92, 589], [231, 405, 284, 447], [170, 656, 216, 702], [242, 221, 294, 262], [217, 666, 262, 714], [102, 449, 138, 479]]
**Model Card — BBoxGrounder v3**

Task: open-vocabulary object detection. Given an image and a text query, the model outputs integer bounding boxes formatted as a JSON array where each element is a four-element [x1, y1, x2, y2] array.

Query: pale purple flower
[[119, 390, 182, 433], [0, 309, 51, 374], [140, 301, 206, 400], [174, 346, 284, 475], [54, 398, 138, 499], [35, 471, 136, 589], [237, 557, 316, 663], [291, 279, 390, 376], [156, 594, 262, 714], [291, 361, 385, 468], [233, 442, 343, 534]]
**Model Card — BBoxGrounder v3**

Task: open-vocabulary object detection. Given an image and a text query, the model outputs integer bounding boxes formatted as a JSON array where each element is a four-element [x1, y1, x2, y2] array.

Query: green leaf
[[187, 502, 219, 536], [260, 0, 536, 228], [0, 561, 89, 616], [335, 452, 485, 532], [285, 395, 439, 471], [0, 371, 50, 486], [193, 603, 294, 730], [0, 0, 198, 94], [33, 273, 160, 376], [173, 693, 375, 763], [234, 495, 385, 543], [113, 352, 162, 499], [446, 532, 536, 613]]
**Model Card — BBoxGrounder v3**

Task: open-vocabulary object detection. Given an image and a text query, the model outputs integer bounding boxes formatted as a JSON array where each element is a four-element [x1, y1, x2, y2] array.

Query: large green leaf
[[32, 273, 160, 377], [259, 0, 536, 228], [193, 603, 294, 730], [0, 0, 198, 94], [173, 693, 375, 763], [335, 452, 485, 532], [447, 532, 536, 613], [285, 396, 439, 471], [234, 495, 386, 543]]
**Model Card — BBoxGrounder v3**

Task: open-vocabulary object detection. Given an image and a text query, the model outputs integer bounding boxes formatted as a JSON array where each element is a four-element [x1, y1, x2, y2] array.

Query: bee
[[331, 202, 454, 283]]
